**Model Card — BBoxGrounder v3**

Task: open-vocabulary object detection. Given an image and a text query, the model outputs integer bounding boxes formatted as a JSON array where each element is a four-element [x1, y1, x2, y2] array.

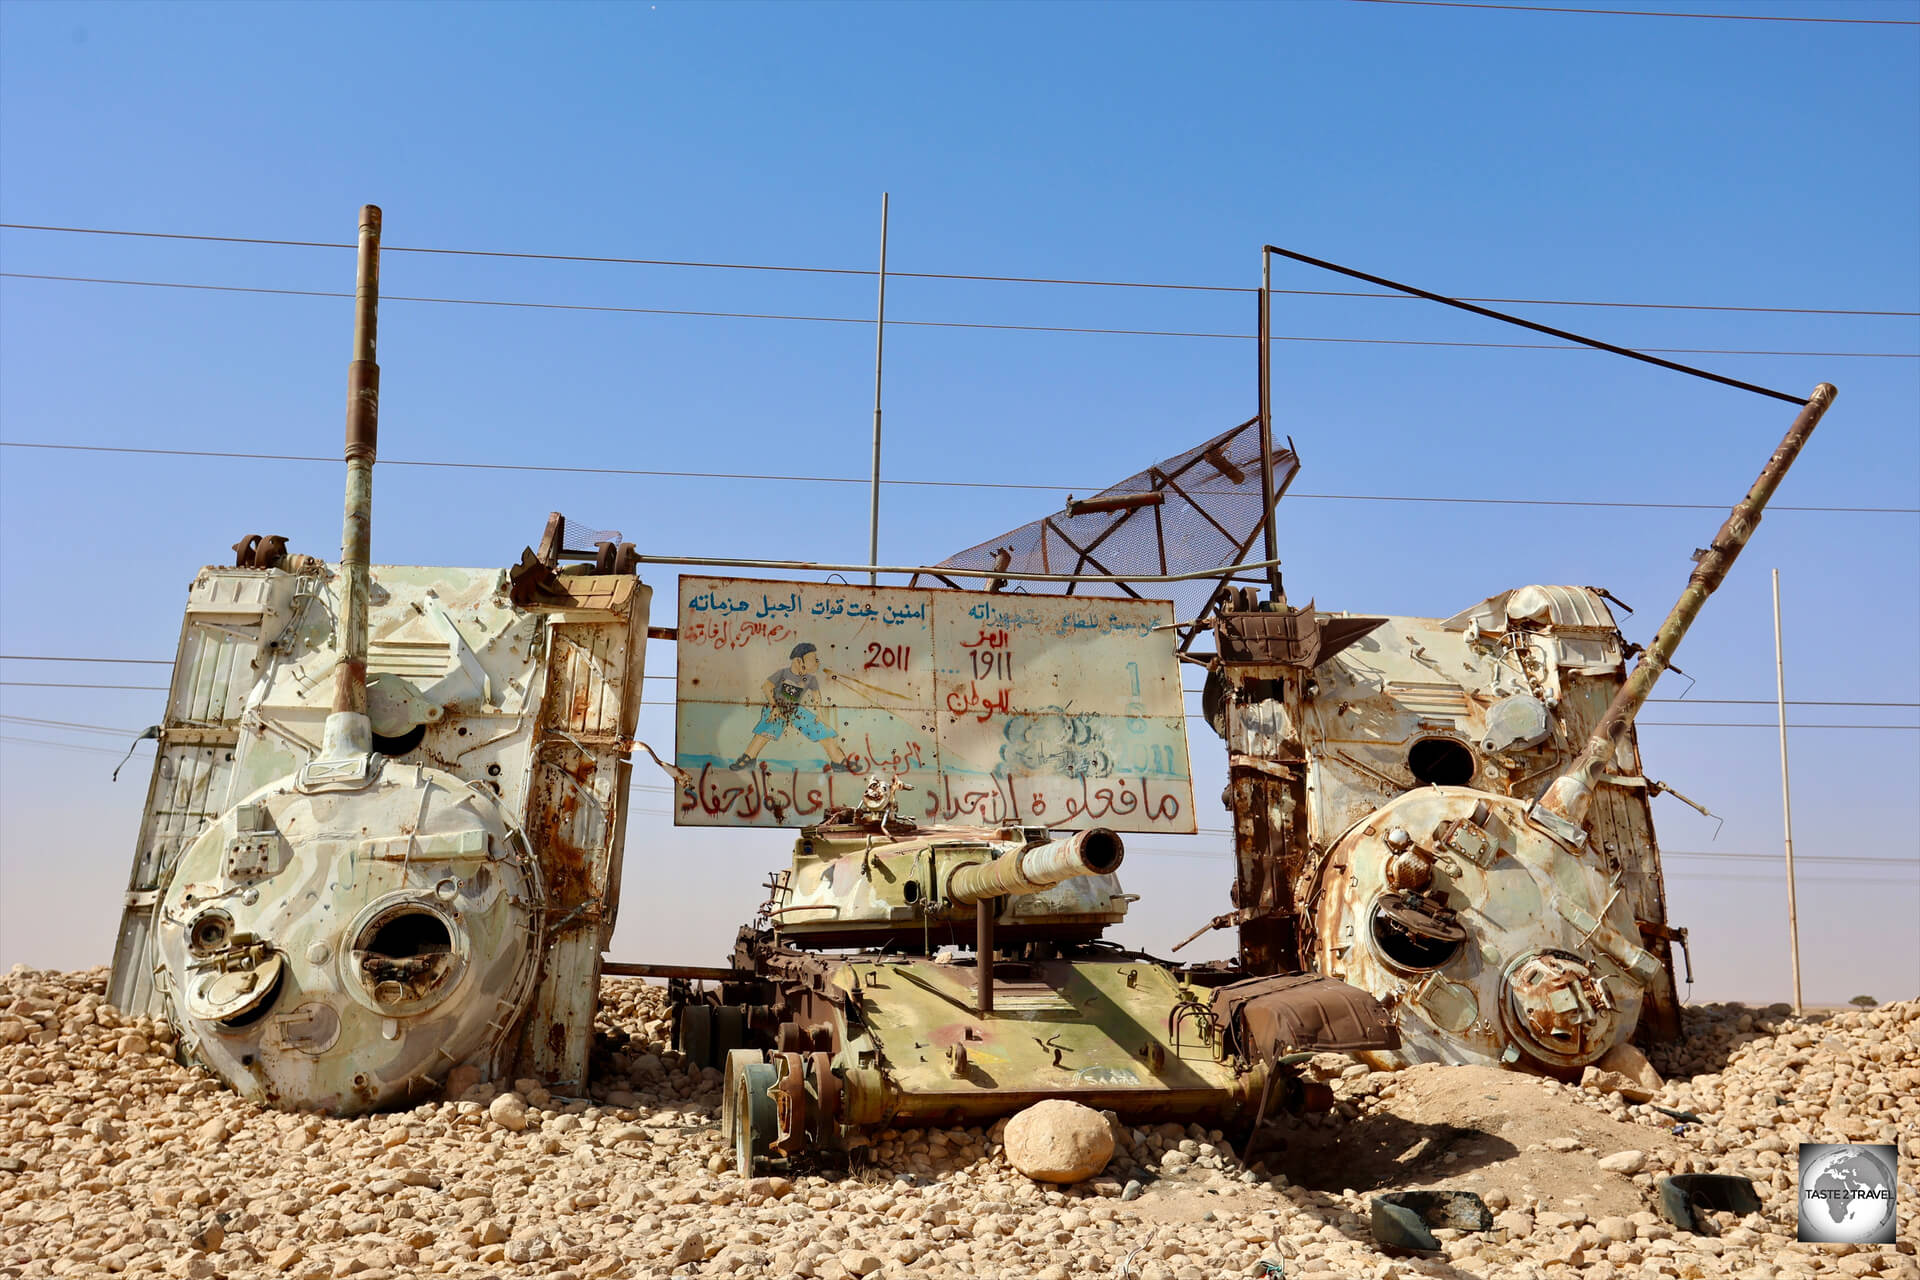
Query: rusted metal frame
[[637, 552, 1277, 584], [603, 962, 752, 981], [1067, 492, 1165, 517], [1157, 416, 1257, 490], [1154, 468, 1243, 548], [1262, 244, 1808, 407], [1225, 688, 1307, 974], [1238, 1065, 1280, 1166], [1148, 469, 1170, 578], [332, 205, 382, 717], [986, 548, 1012, 594], [1037, 518, 1143, 601], [1539, 385, 1837, 832]]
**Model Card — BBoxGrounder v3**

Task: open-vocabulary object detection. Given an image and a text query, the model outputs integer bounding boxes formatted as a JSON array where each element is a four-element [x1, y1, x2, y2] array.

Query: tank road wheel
[[679, 1003, 714, 1070], [714, 1005, 746, 1059], [772, 1051, 808, 1160], [720, 1048, 767, 1145], [807, 1051, 840, 1146], [731, 1060, 779, 1174]]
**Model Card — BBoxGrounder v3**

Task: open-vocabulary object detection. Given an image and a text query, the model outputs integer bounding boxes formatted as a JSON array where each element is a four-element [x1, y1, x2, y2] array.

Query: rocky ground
[[1, 969, 1913, 1279]]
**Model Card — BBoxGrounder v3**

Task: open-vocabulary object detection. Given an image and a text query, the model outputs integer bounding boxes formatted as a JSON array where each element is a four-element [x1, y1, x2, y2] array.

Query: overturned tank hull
[[1207, 585, 1682, 1073], [1208, 383, 1836, 1074], [109, 560, 650, 1112]]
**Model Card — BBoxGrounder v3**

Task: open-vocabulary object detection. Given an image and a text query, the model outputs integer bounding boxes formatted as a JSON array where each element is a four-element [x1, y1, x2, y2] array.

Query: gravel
[[1, 968, 1913, 1278]]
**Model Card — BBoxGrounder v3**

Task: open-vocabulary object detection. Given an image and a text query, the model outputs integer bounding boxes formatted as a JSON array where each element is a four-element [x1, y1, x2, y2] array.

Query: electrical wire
[[3, 441, 1914, 516], [0, 682, 170, 691], [2, 732, 1909, 883], [1639, 721, 1918, 730], [6, 660, 1917, 713], [3, 223, 1914, 317], [0, 654, 170, 665], [3, 273, 1914, 360], [1348, 0, 1920, 25]]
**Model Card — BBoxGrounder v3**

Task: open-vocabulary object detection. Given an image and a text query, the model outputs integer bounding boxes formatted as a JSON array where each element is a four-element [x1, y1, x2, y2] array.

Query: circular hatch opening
[[350, 903, 460, 1014], [1408, 737, 1475, 787]]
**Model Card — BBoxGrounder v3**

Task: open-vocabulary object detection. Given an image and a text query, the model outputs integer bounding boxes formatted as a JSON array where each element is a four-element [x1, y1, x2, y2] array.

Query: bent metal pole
[[332, 205, 382, 726], [1537, 383, 1837, 835]]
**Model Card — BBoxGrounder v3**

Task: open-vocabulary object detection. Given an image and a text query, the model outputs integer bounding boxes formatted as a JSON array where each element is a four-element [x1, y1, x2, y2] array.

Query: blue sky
[[2, 0, 1915, 1004]]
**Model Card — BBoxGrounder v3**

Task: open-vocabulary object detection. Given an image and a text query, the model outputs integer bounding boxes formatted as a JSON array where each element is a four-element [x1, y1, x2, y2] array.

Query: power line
[[0, 730, 1907, 883], [0, 734, 132, 758], [1639, 721, 1918, 730], [0, 682, 169, 691], [1349, 0, 1920, 25], [1646, 698, 1920, 708], [3, 272, 1914, 360], [0, 715, 144, 737], [0, 675, 675, 689], [4, 222, 1913, 317], [0, 654, 172, 665], [7, 657, 1918, 711], [5, 441, 1915, 516]]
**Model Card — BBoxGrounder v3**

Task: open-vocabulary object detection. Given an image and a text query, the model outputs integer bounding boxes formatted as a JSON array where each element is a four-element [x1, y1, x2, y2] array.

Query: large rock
[[1004, 1099, 1116, 1184], [1593, 1042, 1664, 1102], [487, 1091, 529, 1132]]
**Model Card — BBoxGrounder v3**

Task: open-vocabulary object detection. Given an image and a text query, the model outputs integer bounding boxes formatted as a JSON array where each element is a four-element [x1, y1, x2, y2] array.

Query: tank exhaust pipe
[[1535, 383, 1837, 839], [321, 204, 382, 761]]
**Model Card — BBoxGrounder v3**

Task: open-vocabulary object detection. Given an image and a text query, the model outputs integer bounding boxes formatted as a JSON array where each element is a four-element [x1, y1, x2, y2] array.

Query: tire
[[714, 1005, 746, 1059], [732, 1060, 779, 1175], [720, 1048, 766, 1144], [679, 1004, 714, 1071]]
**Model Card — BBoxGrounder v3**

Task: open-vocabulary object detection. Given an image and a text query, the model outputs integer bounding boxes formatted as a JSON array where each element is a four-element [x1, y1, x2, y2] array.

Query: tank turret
[[108, 208, 653, 1112], [767, 779, 1131, 951], [1205, 384, 1837, 1073]]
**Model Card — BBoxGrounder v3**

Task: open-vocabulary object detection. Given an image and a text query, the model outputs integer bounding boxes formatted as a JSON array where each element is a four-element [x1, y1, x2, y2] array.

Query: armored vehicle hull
[[647, 797, 1393, 1171]]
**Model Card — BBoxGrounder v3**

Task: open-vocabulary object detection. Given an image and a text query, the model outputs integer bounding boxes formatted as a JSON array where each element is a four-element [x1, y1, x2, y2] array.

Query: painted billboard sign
[[673, 576, 1195, 832]]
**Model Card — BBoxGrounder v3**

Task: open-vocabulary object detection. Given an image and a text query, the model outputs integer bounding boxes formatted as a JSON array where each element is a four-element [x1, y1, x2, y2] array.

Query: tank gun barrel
[[1537, 383, 1836, 836], [946, 829, 1124, 904], [328, 205, 382, 745]]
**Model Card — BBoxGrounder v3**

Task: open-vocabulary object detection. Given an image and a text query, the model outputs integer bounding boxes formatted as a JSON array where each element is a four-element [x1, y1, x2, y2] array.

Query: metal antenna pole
[[1256, 248, 1280, 600], [868, 193, 889, 587], [1773, 568, 1804, 1014]]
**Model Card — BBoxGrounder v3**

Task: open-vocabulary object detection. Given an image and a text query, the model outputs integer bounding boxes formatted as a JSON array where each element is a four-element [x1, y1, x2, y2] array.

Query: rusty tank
[[1199, 385, 1837, 1074], [106, 206, 652, 1113], [637, 776, 1398, 1173]]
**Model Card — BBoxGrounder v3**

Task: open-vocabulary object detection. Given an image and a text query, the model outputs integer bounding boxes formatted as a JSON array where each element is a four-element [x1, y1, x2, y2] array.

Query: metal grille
[[559, 517, 623, 558], [919, 417, 1299, 651]]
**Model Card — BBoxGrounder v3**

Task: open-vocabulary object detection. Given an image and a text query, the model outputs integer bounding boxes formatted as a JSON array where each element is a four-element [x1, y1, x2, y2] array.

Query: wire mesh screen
[[560, 517, 623, 556], [919, 417, 1298, 649]]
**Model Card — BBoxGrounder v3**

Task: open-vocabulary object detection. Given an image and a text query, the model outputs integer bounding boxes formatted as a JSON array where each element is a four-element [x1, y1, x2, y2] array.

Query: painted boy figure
[[731, 642, 853, 771]]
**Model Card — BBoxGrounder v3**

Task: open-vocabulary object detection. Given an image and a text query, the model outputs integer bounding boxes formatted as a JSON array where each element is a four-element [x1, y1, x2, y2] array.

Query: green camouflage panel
[[829, 955, 1265, 1127]]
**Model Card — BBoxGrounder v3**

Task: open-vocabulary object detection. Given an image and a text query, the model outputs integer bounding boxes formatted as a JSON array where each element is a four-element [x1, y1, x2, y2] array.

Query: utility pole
[[868, 194, 889, 587], [1256, 248, 1280, 601], [1773, 567, 1804, 1014]]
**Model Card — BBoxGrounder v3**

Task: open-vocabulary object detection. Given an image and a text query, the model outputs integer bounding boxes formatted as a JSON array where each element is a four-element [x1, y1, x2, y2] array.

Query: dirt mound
[[1268, 1062, 1680, 1219]]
